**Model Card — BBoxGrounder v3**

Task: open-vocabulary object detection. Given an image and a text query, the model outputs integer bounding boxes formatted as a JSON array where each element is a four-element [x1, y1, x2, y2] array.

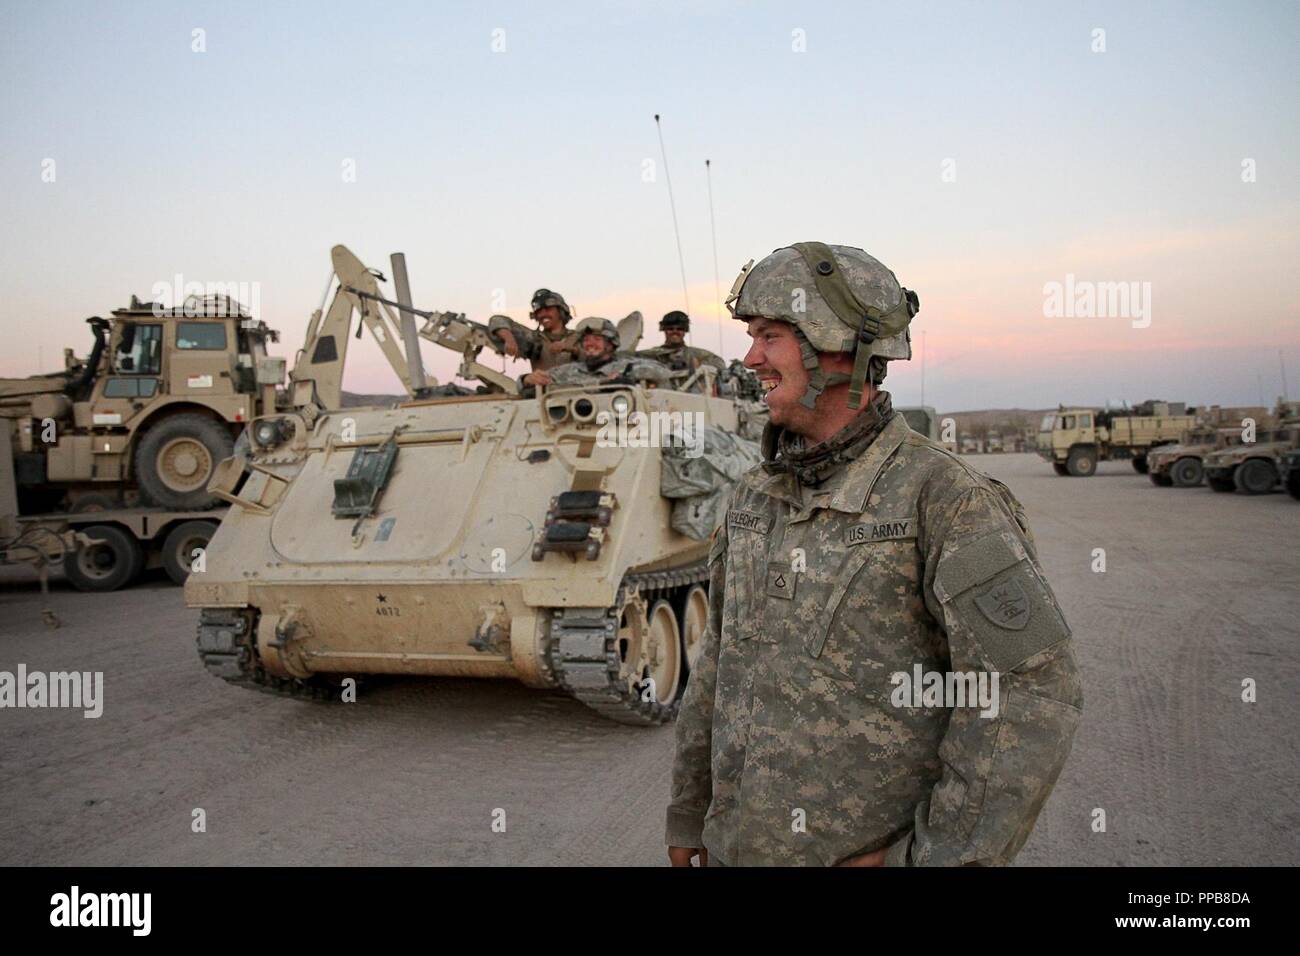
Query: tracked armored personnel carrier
[[186, 246, 761, 724]]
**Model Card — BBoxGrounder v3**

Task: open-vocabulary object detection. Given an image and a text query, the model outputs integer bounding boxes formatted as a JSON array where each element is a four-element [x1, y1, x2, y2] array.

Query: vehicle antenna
[[653, 114, 691, 339]]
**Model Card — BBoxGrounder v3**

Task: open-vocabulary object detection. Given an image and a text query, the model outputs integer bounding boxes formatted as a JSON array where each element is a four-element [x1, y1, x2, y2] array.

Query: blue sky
[[2, 0, 1296, 410]]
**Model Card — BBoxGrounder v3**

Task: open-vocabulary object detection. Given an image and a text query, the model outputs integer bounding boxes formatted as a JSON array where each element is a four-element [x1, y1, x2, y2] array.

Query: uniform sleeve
[[618, 359, 673, 384], [547, 363, 591, 387], [665, 522, 728, 847], [894, 483, 1083, 866]]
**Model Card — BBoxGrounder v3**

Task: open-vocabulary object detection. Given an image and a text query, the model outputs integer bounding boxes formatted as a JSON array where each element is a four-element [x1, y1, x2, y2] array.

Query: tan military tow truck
[[1036, 400, 1197, 476], [1, 296, 285, 590]]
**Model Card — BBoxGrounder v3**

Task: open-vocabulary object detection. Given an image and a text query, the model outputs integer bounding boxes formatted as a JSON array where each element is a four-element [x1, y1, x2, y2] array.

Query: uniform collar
[[822, 414, 912, 514], [741, 399, 910, 514]]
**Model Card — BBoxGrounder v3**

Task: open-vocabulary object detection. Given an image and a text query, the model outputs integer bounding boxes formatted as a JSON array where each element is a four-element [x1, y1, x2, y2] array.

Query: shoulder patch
[[974, 578, 1031, 630]]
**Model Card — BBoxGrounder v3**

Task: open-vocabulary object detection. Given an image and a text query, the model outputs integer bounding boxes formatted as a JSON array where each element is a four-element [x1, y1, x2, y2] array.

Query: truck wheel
[[1234, 459, 1278, 495], [1170, 457, 1204, 488], [1066, 447, 1096, 477], [161, 520, 219, 585], [1052, 463, 1069, 476], [1208, 475, 1237, 493], [1132, 456, 1149, 474], [1287, 470, 1300, 501], [1149, 472, 1173, 487], [64, 524, 143, 592], [136, 414, 233, 510]]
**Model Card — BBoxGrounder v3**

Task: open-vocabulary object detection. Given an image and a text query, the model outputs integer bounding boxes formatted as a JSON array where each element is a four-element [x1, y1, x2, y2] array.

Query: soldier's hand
[[836, 847, 887, 867], [523, 371, 552, 386], [499, 329, 520, 358], [668, 846, 709, 867]]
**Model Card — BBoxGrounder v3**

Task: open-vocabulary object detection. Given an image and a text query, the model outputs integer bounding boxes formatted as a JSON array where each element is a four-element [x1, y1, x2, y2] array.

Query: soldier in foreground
[[666, 243, 1082, 866], [495, 288, 582, 379], [525, 317, 670, 391], [638, 310, 726, 375]]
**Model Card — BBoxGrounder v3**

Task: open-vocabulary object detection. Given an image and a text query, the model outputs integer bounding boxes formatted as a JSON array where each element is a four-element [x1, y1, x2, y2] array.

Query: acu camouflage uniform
[[545, 353, 673, 388], [637, 342, 726, 375], [488, 317, 581, 372], [666, 392, 1082, 866]]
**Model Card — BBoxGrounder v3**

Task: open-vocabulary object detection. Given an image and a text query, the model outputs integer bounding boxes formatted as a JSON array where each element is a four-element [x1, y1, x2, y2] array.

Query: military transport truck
[[0, 296, 285, 589], [188, 245, 762, 725], [1036, 400, 1197, 476]]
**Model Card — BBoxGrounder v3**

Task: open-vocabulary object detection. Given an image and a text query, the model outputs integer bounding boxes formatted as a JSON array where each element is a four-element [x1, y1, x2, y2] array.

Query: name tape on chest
[[727, 509, 773, 534], [845, 516, 917, 546]]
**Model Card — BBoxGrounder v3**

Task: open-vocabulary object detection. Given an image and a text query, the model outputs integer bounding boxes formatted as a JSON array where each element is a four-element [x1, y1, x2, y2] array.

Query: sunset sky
[[2, 0, 1296, 411]]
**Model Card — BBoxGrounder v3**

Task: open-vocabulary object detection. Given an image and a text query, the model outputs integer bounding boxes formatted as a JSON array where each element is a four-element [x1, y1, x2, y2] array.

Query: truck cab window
[[115, 323, 163, 375]]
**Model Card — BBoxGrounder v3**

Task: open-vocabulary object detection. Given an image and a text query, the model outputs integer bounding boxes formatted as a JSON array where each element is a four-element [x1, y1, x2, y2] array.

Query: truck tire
[[161, 520, 219, 585], [1234, 459, 1278, 495], [136, 414, 233, 510], [1170, 457, 1204, 488], [1287, 470, 1300, 501], [1066, 447, 1096, 477], [64, 524, 144, 592], [1208, 474, 1237, 493], [1149, 472, 1173, 487], [1052, 463, 1069, 476], [1132, 456, 1149, 474]]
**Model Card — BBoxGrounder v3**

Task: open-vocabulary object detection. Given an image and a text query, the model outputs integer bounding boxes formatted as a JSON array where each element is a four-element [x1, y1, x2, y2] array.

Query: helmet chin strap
[[794, 328, 851, 409]]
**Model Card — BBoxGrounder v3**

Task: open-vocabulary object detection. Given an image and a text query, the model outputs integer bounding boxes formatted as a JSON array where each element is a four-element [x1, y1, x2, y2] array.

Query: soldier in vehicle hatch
[[492, 288, 582, 375], [638, 310, 725, 376], [521, 317, 670, 393]]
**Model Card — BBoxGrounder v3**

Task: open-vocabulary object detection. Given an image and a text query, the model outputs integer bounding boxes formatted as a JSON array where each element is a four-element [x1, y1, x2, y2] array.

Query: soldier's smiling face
[[743, 317, 859, 436], [581, 332, 613, 361], [663, 328, 686, 346], [534, 306, 564, 334], [743, 317, 808, 425]]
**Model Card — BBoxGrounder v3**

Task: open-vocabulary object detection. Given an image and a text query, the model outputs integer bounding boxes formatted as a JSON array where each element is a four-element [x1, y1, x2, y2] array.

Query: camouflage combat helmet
[[725, 242, 919, 409], [660, 310, 690, 331], [530, 288, 573, 324], [573, 316, 620, 350]]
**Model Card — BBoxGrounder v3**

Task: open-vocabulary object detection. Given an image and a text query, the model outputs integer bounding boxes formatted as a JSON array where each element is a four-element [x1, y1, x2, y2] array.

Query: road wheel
[[1149, 472, 1173, 487], [639, 600, 683, 705], [1052, 463, 1069, 476], [64, 524, 143, 592], [680, 585, 709, 672], [1132, 456, 1149, 474], [1170, 457, 1204, 488], [135, 414, 233, 510], [1066, 447, 1096, 477], [1208, 474, 1237, 493], [1234, 458, 1278, 495], [161, 520, 219, 585]]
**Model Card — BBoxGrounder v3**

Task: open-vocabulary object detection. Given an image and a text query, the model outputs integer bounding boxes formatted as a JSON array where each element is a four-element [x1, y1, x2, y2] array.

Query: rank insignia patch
[[766, 562, 795, 600]]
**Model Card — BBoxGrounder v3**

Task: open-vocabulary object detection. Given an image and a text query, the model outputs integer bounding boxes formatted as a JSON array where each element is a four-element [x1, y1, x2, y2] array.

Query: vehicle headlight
[[253, 417, 287, 449], [610, 394, 631, 416]]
